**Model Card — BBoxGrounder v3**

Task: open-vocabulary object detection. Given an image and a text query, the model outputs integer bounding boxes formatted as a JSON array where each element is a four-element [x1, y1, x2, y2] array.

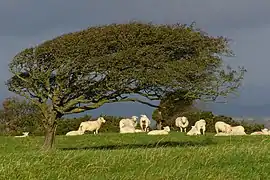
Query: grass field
[[0, 132, 270, 180]]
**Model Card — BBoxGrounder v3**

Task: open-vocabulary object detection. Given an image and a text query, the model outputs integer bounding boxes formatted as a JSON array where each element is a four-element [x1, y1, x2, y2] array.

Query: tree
[[152, 90, 196, 129], [0, 97, 42, 135], [6, 22, 245, 150]]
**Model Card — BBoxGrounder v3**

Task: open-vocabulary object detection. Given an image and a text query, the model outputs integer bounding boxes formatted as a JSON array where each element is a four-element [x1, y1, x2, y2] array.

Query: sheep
[[194, 119, 206, 135], [214, 132, 231, 136], [66, 130, 84, 136], [119, 116, 138, 129], [147, 126, 170, 135], [135, 129, 144, 133], [250, 128, 270, 135], [175, 116, 189, 133], [230, 125, 246, 135], [15, 132, 29, 138], [186, 126, 201, 136], [215, 121, 232, 134], [78, 117, 106, 134], [139, 114, 151, 132], [120, 126, 136, 134]]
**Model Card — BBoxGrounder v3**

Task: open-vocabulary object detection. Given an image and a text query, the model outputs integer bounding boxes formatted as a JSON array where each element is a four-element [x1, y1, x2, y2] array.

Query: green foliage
[[7, 22, 246, 117]]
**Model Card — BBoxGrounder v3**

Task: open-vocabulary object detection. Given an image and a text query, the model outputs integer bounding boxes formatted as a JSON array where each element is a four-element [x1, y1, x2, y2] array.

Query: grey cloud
[[1, 0, 270, 36]]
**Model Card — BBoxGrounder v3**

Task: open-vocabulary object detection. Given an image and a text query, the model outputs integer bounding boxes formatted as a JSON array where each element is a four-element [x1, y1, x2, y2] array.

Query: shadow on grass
[[60, 138, 216, 151]]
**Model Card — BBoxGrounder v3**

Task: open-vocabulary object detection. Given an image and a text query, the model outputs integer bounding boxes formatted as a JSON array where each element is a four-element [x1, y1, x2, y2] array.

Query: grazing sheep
[[194, 119, 206, 135], [66, 130, 84, 136], [230, 125, 246, 135], [215, 121, 232, 134], [119, 116, 138, 129], [139, 114, 151, 132], [15, 132, 29, 138], [78, 117, 106, 134], [187, 126, 201, 136], [175, 116, 189, 132], [147, 126, 170, 135]]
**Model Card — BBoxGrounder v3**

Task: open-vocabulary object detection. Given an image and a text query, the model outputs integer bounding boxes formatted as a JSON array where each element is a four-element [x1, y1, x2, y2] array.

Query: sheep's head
[[163, 126, 170, 132], [99, 117, 106, 123], [182, 116, 188, 122], [141, 114, 147, 118], [131, 116, 138, 121], [23, 132, 29, 136]]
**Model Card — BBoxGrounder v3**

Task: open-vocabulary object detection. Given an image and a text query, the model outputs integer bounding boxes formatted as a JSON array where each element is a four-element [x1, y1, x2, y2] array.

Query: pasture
[[0, 132, 270, 180]]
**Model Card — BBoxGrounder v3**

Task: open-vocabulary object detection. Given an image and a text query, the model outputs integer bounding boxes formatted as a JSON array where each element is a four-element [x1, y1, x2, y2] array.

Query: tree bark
[[42, 122, 57, 151], [41, 112, 62, 151]]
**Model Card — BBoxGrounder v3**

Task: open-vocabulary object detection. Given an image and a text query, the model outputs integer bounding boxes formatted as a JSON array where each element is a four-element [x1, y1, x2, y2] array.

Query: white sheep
[[78, 117, 106, 134], [186, 126, 201, 136], [194, 119, 206, 135], [66, 130, 84, 136], [215, 121, 232, 134], [15, 132, 29, 138], [139, 114, 151, 132], [119, 116, 138, 129], [135, 129, 144, 133], [250, 128, 270, 135], [214, 132, 231, 136], [120, 126, 136, 134], [147, 126, 170, 135], [230, 125, 246, 135], [175, 116, 189, 132]]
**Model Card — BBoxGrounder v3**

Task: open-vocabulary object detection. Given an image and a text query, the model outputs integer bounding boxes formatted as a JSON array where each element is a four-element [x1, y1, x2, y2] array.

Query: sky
[[1, 0, 270, 119]]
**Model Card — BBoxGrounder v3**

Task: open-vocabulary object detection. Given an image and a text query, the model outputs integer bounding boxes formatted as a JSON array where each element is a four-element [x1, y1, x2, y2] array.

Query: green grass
[[0, 132, 270, 180]]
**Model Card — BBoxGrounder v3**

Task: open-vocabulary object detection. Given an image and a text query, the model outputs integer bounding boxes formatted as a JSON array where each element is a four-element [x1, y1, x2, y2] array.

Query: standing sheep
[[78, 117, 106, 134], [119, 116, 138, 129], [215, 121, 232, 134], [194, 119, 206, 135], [175, 116, 189, 132], [139, 114, 151, 132]]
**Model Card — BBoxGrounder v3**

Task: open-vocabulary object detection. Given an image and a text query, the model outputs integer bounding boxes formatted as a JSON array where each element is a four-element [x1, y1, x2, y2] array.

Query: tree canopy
[[6, 22, 246, 150]]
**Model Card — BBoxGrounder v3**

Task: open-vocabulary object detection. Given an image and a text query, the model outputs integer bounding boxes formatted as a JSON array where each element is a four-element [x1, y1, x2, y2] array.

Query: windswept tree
[[6, 22, 245, 150]]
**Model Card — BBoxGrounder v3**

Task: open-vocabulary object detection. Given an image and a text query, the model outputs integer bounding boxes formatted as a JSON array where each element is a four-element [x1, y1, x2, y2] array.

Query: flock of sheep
[[14, 115, 270, 137]]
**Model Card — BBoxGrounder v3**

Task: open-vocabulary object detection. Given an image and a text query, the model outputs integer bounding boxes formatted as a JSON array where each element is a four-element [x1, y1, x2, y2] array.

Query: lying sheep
[[119, 116, 138, 129], [194, 119, 206, 135], [15, 132, 29, 138], [78, 117, 106, 134], [66, 130, 84, 136], [250, 128, 270, 135], [187, 126, 201, 136], [214, 132, 231, 136], [139, 114, 151, 132], [230, 125, 246, 135], [147, 126, 170, 135], [175, 116, 189, 133], [135, 129, 144, 133], [215, 121, 232, 134]]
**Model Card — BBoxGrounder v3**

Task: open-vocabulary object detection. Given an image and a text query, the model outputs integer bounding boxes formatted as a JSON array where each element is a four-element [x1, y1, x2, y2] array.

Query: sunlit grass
[[0, 132, 269, 180]]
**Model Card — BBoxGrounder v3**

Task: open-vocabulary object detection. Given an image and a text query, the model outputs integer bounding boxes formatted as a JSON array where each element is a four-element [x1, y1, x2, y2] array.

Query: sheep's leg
[[95, 129, 99, 134], [202, 127, 206, 135], [180, 127, 183, 132], [184, 128, 186, 133]]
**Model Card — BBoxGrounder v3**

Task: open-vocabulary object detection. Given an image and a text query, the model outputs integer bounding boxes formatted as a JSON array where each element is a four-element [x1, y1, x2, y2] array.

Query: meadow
[[0, 132, 270, 180]]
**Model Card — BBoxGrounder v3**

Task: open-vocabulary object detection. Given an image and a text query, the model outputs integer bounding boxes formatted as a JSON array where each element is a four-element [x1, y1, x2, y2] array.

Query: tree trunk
[[41, 112, 62, 151], [42, 122, 57, 151]]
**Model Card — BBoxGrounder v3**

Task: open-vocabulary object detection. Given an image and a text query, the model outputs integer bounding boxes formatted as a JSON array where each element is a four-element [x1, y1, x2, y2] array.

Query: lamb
[[78, 117, 106, 134], [139, 114, 151, 132], [186, 126, 201, 136], [175, 116, 189, 132], [66, 130, 84, 136], [230, 125, 246, 135], [15, 132, 29, 138], [194, 119, 206, 135], [147, 126, 170, 135], [119, 116, 138, 129], [215, 121, 232, 134]]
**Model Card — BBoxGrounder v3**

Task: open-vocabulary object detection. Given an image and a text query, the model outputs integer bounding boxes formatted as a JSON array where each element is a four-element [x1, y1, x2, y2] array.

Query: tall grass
[[0, 132, 269, 180]]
